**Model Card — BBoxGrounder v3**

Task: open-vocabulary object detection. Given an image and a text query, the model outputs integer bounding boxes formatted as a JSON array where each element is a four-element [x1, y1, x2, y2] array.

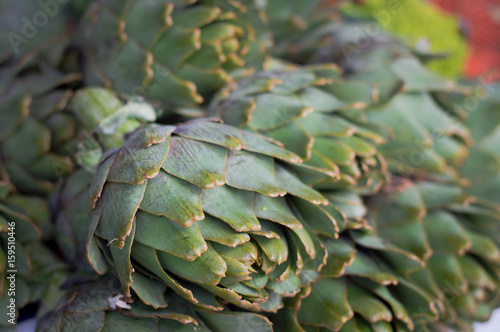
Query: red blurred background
[[431, 0, 500, 81]]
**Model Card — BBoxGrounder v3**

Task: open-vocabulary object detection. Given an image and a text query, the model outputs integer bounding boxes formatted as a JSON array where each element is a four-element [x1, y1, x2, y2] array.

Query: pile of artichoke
[[1, 1, 499, 331]]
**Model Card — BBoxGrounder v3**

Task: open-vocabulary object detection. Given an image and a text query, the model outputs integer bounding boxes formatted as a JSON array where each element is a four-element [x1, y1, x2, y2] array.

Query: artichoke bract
[[36, 275, 273, 332], [87, 119, 336, 312], [334, 54, 470, 177], [53, 169, 95, 271], [270, 190, 434, 332], [458, 84, 500, 207], [210, 64, 388, 193], [80, 0, 271, 108], [67, 87, 158, 171]]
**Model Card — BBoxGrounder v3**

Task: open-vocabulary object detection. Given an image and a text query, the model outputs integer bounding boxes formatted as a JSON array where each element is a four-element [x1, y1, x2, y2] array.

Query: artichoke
[[210, 63, 388, 193], [87, 118, 337, 312], [268, 7, 472, 178], [367, 178, 500, 331], [79, 0, 271, 108], [0, 57, 155, 196], [335, 54, 471, 177]]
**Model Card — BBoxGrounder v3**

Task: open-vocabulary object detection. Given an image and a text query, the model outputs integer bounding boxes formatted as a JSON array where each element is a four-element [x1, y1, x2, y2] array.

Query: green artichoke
[[268, 7, 472, 178], [87, 119, 338, 312], [79, 0, 271, 108], [334, 54, 471, 177], [367, 178, 500, 331], [0, 57, 155, 196], [210, 63, 388, 193], [0, 52, 81, 195]]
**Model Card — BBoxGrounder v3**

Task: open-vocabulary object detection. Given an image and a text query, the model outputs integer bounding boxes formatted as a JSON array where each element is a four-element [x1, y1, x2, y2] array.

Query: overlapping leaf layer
[[80, 0, 271, 108], [87, 119, 337, 313], [210, 64, 388, 193]]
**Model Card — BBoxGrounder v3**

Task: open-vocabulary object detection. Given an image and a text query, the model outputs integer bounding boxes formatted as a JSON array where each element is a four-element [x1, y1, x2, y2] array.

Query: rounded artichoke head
[[269, 176, 498, 331], [266, 6, 472, 179], [80, 0, 271, 108], [303, 53, 472, 178], [209, 64, 388, 193], [87, 118, 340, 312], [37, 274, 273, 332], [367, 178, 500, 329]]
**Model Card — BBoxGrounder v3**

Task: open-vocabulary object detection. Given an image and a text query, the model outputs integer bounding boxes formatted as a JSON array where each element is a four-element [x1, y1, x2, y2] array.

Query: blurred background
[[340, 0, 500, 82], [432, 0, 500, 80]]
